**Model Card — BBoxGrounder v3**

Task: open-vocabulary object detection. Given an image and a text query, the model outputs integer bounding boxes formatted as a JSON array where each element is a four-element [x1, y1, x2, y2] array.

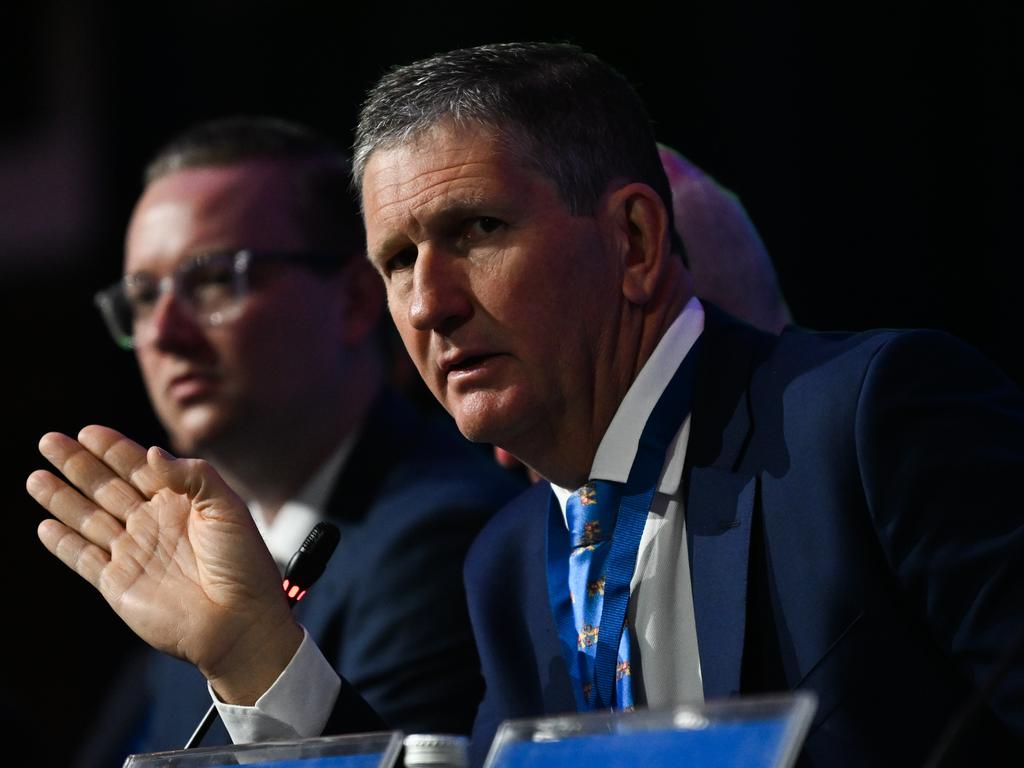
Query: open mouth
[[449, 354, 490, 371], [444, 352, 505, 383]]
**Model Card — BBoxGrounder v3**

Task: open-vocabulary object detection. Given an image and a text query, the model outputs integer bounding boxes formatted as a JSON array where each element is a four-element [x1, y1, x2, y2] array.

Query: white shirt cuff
[[211, 627, 342, 743]]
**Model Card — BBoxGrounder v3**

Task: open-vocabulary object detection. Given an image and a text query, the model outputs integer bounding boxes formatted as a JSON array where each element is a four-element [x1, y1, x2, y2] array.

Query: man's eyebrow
[[367, 230, 411, 266], [424, 196, 495, 227], [367, 193, 504, 262]]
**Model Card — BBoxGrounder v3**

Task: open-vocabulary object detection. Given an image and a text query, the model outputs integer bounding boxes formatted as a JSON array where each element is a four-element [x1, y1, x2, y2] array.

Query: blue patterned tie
[[546, 334, 700, 713], [565, 480, 634, 711]]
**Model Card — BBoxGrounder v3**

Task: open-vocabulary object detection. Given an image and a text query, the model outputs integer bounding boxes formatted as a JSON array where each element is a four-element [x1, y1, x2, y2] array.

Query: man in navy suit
[[74, 117, 523, 766], [350, 43, 1024, 764], [30, 45, 1023, 766]]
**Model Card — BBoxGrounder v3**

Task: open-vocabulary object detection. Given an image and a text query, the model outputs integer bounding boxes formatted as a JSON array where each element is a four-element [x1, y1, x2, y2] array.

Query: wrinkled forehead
[[371, 121, 552, 202], [360, 121, 549, 238], [360, 117, 533, 192]]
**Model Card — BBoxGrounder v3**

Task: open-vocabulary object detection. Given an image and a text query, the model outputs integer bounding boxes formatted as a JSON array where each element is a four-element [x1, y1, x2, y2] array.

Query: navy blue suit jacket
[[464, 308, 1024, 766], [75, 390, 524, 766]]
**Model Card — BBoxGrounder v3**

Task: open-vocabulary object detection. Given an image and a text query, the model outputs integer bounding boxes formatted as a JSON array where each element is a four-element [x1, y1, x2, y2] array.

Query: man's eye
[[384, 247, 417, 275], [125, 277, 159, 307], [196, 264, 235, 286], [466, 217, 504, 238]]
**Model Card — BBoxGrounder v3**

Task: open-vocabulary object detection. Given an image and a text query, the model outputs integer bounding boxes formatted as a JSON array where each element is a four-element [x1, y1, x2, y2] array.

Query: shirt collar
[[552, 296, 704, 510], [249, 424, 361, 566]]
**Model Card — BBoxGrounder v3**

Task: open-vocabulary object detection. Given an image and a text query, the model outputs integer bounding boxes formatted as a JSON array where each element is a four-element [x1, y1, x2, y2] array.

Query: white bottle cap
[[403, 733, 470, 768]]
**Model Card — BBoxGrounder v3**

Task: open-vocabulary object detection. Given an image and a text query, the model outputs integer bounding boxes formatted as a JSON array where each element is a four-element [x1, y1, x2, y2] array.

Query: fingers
[[493, 446, 543, 484], [27, 469, 124, 552], [493, 445, 521, 469], [36, 517, 110, 588], [38, 431, 146, 523], [78, 425, 165, 498]]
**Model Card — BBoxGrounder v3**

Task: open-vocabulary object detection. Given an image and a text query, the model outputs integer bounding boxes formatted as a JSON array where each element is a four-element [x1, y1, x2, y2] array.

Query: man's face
[[124, 161, 347, 454], [362, 124, 624, 458]]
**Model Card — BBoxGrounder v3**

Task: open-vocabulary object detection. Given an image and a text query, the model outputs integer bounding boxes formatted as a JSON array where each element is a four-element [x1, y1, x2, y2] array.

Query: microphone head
[[282, 522, 341, 600]]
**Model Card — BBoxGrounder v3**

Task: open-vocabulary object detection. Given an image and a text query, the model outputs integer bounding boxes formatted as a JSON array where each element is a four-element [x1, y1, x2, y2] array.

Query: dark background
[[2, 2, 1020, 763]]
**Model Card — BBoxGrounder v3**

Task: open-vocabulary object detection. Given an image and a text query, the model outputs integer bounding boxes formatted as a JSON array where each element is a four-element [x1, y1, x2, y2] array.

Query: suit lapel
[[527, 484, 579, 715], [686, 468, 756, 697], [296, 390, 413, 644], [684, 306, 772, 699]]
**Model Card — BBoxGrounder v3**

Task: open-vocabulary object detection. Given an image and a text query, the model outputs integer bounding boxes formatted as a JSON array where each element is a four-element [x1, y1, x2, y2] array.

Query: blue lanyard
[[546, 338, 700, 710]]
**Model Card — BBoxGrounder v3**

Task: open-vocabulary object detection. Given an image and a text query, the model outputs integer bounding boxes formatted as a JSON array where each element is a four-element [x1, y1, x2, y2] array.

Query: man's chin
[[449, 391, 534, 448], [163, 409, 232, 457], [166, 430, 216, 457]]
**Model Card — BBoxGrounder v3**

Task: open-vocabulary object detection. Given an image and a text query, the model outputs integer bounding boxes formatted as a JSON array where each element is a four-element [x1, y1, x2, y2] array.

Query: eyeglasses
[[94, 249, 343, 350]]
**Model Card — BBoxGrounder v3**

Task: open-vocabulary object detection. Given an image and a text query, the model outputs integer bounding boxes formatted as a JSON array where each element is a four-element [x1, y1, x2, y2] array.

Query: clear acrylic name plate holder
[[483, 693, 817, 768], [122, 731, 403, 768]]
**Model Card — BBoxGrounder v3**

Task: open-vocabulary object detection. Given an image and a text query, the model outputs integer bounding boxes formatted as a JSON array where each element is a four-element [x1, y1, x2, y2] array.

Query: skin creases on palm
[[29, 426, 300, 702]]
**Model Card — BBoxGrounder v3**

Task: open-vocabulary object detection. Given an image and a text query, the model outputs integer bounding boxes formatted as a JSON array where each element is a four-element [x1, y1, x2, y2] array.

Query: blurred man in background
[[76, 116, 524, 766]]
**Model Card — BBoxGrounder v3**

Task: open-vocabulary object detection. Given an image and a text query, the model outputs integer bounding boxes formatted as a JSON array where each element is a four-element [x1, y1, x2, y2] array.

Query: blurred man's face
[[361, 124, 624, 461], [124, 161, 346, 454]]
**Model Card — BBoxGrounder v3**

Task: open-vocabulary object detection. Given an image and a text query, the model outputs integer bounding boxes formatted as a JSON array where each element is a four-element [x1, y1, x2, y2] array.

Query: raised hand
[[26, 425, 302, 705]]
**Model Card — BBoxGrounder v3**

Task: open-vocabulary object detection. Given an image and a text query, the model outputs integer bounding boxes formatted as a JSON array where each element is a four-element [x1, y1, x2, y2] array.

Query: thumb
[[146, 446, 250, 524]]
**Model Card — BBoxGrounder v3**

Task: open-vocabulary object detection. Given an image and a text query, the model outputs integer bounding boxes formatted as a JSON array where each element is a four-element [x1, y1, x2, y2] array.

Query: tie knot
[[566, 481, 617, 548]]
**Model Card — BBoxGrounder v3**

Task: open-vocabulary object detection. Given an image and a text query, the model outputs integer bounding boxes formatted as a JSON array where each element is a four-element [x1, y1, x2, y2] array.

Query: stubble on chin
[[161, 403, 229, 458], [449, 386, 539, 451]]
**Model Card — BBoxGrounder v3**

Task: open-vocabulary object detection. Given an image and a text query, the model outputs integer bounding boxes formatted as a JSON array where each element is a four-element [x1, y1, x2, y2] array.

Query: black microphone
[[184, 522, 342, 750], [282, 522, 342, 606]]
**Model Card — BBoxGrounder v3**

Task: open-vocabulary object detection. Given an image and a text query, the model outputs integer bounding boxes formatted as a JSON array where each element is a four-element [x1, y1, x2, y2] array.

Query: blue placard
[[490, 718, 789, 768], [211, 755, 385, 768]]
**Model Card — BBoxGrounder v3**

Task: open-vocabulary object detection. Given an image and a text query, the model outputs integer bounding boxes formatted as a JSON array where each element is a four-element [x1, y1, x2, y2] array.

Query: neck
[[200, 349, 382, 523], [514, 266, 693, 489]]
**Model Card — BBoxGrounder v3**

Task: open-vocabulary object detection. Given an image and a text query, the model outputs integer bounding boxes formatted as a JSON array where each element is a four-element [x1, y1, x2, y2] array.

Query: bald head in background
[[658, 145, 791, 334]]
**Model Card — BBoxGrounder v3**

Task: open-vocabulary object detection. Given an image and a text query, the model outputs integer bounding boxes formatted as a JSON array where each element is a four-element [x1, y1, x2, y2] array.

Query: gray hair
[[353, 42, 684, 257]]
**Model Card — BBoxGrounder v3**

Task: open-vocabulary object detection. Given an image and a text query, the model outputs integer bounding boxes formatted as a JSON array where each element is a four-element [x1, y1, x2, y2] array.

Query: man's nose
[[138, 291, 206, 352], [407, 247, 472, 333]]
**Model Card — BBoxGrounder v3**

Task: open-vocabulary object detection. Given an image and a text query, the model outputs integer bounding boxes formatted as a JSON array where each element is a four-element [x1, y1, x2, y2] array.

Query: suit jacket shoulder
[[690, 310, 1024, 765]]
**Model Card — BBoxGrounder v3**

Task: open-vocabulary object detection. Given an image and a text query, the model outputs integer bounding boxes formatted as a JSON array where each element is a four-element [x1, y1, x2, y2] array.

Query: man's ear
[[335, 255, 386, 345], [601, 182, 672, 305]]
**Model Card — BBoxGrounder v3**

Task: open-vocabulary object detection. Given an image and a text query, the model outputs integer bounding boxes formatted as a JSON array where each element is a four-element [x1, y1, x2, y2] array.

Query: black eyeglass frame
[[93, 248, 346, 351]]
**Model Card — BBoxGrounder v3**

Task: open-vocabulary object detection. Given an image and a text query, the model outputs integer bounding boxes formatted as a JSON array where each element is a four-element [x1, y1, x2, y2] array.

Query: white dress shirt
[[218, 297, 707, 741], [249, 429, 358, 567], [550, 295, 705, 707]]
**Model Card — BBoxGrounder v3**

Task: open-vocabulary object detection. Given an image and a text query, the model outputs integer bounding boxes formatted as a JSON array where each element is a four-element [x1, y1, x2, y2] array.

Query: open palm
[[27, 425, 301, 704]]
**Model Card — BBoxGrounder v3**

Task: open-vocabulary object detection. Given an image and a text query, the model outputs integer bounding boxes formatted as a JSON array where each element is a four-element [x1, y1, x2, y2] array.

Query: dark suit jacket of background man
[[462, 307, 1024, 767], [75, 389, 525, 766]]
